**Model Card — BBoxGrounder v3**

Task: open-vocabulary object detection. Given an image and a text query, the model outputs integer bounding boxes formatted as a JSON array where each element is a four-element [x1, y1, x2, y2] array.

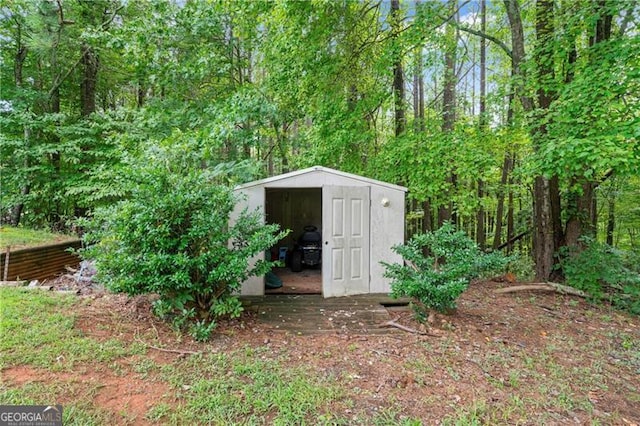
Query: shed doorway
[[265, 188, 322, 295]]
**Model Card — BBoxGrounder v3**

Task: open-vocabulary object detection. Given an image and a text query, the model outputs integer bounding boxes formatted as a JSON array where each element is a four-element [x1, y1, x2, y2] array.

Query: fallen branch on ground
[[494, 283, 587, 298], [146, 345, 201, 356], [381, 320, 440, 337]]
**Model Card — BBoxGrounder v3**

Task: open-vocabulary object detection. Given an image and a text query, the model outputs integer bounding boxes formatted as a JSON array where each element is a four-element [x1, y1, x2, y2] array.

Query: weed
[[404, 358, 434, 374], [189, 319, 217, 342], [442, 400, 487, 425], [508, 370, 521, 388], [368, 407, 423, 425], [133, 358, 158, 379], [487, 376, 505, 390], [446, 366, 461, 381], [620, 333, 635, 350], [108, 361, 125, 376]]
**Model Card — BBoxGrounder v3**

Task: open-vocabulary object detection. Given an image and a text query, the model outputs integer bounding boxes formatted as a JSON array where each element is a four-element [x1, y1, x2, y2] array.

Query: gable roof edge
[[235, 166, 407, 192]]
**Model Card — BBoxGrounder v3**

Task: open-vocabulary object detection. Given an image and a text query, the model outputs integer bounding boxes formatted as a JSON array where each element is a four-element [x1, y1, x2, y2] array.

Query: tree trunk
[[417, 54, 425, 132], [533, 176, 555, 280], [414, 32, 429, 234], [11, 24, 29, 227], [49, 41, 62, 228], [606, 198, 615, 246], [137, 82, 145, 107], [531, 0, 562, 281], [506, 173, 515, 253], [479, 0, 487, 128], [413, 49, 424, 132], [391, 0, 405, 137], [565, 182, 596, 247], [494, 78, 517, 251], [80, 44, 98, 116], [476, 180, 485, 248], [534, 8, 560, 277], [476, 0, 487, 248], [493, 153, 513, 250], [267, 139, 274, 176], [503, 0, 534, 112], [439, 0, 457, 226], [421, 200, 432, 234], [442, 24, 456, 133]]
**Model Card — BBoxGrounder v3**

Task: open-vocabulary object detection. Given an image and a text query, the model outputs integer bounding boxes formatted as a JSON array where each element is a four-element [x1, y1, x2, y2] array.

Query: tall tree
[[475, 0, 487, 249], [391, 0, 405, 137], [438, 0, 457, 226]]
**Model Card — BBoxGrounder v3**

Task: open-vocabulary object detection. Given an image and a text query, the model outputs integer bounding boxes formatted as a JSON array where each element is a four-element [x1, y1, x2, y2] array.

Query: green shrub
[[559, 238, 640, 314], [383, 223, 509, 320], [81, 169, 287, 339]]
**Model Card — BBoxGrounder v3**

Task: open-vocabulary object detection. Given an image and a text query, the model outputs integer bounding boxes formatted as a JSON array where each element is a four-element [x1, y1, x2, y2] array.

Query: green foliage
[[81, 168, 287, 340], [538, 37, 640, 186], [2, 0, 638, 284], [559, 238, 640, 314], [189, 320, 218, 343], [383, 223, 509, 319]]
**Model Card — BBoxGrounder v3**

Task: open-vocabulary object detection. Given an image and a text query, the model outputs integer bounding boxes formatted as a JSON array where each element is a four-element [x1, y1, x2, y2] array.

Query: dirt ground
[[4, 276, 640, 424]]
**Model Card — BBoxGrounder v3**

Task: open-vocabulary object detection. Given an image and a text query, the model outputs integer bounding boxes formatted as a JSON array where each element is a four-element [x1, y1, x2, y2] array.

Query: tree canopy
[[1, 0, 638, 281]]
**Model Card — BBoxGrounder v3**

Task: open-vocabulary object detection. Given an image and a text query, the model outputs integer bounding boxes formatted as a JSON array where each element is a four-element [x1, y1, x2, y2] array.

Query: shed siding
[[369, 185, 404, 293], [233, 185, 265, 296]]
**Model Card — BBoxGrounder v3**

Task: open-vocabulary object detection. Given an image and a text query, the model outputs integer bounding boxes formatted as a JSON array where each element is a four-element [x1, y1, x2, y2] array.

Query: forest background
[[1, 0, 638, 282]]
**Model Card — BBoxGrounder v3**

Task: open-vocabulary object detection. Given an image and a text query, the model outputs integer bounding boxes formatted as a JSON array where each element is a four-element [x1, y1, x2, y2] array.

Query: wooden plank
[[242, 294, 405, 335]]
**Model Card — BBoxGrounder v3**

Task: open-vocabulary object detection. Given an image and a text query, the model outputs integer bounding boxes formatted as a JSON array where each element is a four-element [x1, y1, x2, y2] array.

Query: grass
[[0, 288, 144, 370], [0, 382, 114, 425], [156, 349, 343, 424], [0, 225, 75, 249]]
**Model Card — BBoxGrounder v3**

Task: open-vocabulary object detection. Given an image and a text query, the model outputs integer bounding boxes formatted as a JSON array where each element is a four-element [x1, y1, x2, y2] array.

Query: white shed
[[232, 166, 407, 297]]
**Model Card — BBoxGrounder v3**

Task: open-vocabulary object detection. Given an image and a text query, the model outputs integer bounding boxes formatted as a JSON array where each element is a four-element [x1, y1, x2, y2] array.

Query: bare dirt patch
[[3, 363, 170, 423]]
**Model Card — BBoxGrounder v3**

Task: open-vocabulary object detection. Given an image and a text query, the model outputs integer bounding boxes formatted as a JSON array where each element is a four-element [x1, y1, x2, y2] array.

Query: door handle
[[325, 241, 328, 245]]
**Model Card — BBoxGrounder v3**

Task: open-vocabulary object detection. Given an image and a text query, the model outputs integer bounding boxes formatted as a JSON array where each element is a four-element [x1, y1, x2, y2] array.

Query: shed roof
[[235, 166, 407, 192]]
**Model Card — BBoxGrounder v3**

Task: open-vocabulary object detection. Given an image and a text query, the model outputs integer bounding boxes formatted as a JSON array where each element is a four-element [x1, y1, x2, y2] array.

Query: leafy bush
[[559, 238, 640, 314], [82, 168, 287, 339], [383, 223, 509, 320]]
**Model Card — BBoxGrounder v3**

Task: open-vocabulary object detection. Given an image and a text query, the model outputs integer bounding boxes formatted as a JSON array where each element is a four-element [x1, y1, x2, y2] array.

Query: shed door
[[322, 186, 370, 297]]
